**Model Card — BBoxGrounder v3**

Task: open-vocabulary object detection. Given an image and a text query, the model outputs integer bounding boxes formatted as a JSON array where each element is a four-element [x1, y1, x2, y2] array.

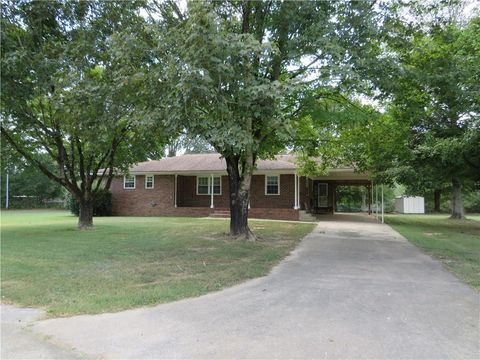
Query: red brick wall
[[249, 208, 299, 221], [175, 174, 296, 209], [110, 174, 300, 220], [177, 175, 230, 208], [110, 175, 176, 216], [250, 174, 295, 208]]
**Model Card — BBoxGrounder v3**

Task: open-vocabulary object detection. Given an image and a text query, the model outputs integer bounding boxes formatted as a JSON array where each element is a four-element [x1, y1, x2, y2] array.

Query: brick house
[[110, 153, 371, 221]]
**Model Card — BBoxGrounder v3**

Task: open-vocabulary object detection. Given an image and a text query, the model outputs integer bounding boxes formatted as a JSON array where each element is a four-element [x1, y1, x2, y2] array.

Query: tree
[[291, 92, 385, 177], [383, 16, 480, 219], [315, 9, 480, 219], [165, 133, 214, 157], [157, 1, 384, 239], [1, 1, 163, 228]]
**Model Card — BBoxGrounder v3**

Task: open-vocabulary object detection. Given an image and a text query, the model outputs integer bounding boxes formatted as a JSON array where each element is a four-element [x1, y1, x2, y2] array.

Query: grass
[[1, 210, 315, 317], [467, 214, 480, 222], [385, 214, 480, 289]]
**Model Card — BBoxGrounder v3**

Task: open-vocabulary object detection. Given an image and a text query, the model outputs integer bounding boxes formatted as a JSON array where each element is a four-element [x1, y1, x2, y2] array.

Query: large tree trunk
[[450, 178, 465, 219], [433, 189, 441, 212], [225, 156, 255, 241], [78, 199, 94, 229]]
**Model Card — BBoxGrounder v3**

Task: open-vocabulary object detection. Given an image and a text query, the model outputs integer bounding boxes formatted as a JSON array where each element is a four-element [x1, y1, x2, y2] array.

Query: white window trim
[[196, 176, 222, 195], [265, 174, 280, 195], [196, 176, 210, 195], [123, 175, 136, 189], [145, 175, 154, 189]]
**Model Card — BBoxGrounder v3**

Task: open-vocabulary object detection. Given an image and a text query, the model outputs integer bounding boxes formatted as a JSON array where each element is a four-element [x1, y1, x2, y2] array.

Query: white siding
[[395, 196, 425, 214]]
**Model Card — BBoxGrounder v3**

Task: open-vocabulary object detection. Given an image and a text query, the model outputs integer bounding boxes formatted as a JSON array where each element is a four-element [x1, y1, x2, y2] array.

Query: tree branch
[[75, 136, 86, 193], [1, 126, 81, 197]]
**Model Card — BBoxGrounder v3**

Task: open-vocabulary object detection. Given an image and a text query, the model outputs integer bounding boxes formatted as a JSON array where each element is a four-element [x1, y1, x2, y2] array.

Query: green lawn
[[468, 214, 480, 222], [1, 210, 315, 317], [385, 214, 480, 289]]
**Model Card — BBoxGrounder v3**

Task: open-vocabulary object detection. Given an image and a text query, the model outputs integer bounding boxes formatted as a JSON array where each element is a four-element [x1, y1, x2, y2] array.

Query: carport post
[[381, 184, 384, 223]]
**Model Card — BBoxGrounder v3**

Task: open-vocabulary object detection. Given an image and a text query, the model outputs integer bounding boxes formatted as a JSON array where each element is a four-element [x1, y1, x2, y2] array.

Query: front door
[[318, 183, 328, 207]]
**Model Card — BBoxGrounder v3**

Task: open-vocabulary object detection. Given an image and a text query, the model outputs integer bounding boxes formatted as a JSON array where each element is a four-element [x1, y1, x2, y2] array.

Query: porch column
[[381, 184, 384, 223], [174, 174, 178, 208], [210, 174, 214, 209], [298, 175, 301, 209]]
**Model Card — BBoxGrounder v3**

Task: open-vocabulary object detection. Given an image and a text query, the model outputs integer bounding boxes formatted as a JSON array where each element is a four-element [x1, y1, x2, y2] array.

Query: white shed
[[395, 196, 425, 214]]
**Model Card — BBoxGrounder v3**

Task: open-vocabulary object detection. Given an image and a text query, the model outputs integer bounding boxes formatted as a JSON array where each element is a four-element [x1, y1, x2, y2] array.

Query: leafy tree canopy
[[151, 0, 387, 238], [1, 0, 168, 228]]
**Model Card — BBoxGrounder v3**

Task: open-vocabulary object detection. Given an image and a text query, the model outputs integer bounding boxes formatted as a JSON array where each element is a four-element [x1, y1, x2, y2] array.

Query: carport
[[304, 168, 385, 222]]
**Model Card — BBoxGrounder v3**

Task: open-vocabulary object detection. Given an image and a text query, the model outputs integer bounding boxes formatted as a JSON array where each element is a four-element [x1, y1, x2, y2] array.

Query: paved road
[[10, 214, 480, 358]]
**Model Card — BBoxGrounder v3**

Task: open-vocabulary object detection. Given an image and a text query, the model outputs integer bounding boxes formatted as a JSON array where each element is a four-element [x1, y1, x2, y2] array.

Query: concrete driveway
[[1, 305, 85, 359], [10, 214, 480, 358]]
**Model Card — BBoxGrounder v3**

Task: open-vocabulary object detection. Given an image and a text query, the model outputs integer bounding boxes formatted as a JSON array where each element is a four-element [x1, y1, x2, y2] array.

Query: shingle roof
[[129, 153, 297, 173]]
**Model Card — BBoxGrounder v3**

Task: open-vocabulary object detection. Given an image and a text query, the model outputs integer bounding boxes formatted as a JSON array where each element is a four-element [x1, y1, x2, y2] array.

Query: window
[[124, 175, 135, 189], [197, 176, 222, 195], [197, 177, 209, 195], [145, 175, 154, 189], [212, 176, 221, 195], [265, 175, 280, 195]]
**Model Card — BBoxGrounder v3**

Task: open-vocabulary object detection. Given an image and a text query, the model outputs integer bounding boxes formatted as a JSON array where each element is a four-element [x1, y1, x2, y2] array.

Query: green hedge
[[66, 189, 112, 216]]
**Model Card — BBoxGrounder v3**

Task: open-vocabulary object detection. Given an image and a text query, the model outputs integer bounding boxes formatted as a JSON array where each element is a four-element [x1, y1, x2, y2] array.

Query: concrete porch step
[[209, 210, 230, 218]]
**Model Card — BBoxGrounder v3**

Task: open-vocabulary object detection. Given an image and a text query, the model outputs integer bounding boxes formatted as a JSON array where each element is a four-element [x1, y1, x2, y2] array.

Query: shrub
[[66, 189, 112, 216]]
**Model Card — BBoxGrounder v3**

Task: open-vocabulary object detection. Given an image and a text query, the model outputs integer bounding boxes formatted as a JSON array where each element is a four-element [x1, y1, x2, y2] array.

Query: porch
[[171, 173, 301, 221]]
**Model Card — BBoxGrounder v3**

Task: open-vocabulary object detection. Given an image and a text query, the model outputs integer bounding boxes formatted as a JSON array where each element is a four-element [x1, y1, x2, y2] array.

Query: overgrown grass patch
[[385, 214, 480, 289], [1, 210, 314, 317]]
